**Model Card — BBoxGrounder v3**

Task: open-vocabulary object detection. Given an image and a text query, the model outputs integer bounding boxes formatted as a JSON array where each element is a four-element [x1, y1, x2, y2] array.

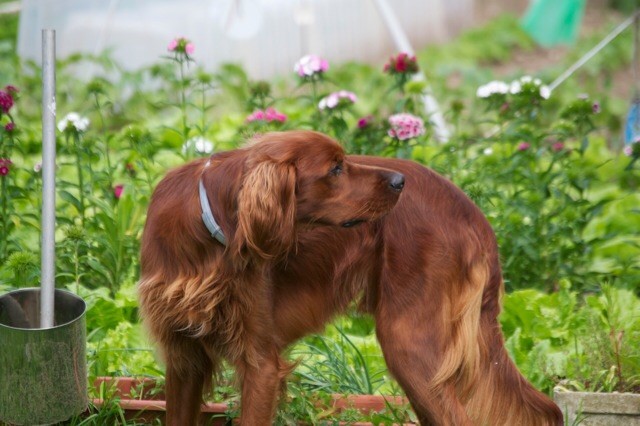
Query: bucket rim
[[0, 287, 87, 331]]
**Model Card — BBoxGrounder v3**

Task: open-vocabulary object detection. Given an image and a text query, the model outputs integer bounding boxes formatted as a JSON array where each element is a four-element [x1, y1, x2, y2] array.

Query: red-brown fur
[[138, 130, 563, 425]]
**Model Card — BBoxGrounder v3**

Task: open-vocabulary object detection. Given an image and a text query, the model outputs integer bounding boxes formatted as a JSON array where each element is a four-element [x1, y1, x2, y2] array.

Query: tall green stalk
[[73, 133, 86, 225], [93, 92, 113, 190], [0, 176, 8, 260]]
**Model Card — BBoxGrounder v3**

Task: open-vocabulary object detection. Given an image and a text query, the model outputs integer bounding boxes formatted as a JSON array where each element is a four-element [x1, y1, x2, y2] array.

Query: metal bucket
[[0, 288, 88, 425]]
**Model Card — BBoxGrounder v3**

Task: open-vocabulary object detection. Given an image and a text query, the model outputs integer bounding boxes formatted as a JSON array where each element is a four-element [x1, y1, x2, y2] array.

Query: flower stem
[[94, 93, 113, 190], [179, 59, 189, 148], [0, 177, 7, 260], [74, 134, 86, 225], [200, 82, 207, 137], [74, 240, 80, 295]]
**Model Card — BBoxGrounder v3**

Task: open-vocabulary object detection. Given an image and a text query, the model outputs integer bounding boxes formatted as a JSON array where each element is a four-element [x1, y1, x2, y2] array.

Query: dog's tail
[[429, 257, 564, 425]]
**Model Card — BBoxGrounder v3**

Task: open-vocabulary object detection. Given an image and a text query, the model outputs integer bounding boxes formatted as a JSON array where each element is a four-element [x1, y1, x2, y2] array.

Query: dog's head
[[234, 130, 404, 260]]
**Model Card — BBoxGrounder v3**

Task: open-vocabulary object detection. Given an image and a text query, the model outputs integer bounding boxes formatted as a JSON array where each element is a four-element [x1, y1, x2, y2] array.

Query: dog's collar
[[199, 159, 227, 246]]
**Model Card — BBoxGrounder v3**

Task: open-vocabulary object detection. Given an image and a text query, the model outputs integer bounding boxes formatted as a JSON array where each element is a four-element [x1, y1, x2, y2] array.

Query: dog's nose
[[388, 172, 405, 192]]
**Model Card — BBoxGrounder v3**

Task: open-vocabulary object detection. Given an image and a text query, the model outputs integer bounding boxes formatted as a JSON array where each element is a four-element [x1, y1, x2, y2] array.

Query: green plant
[[608, 0, 639, 14], [4, 250, 38, 287], [500, 282, 640, 394], [292, 325, 389, 396], [430, 79, 622, 293]]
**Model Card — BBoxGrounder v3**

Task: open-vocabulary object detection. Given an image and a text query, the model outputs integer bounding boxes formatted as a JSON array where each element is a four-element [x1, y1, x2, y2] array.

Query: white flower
[[511, 76, 551, 99], [318, 90, 357, 110], [483, 147, 493, 155], [182, 136, 214, 155], [539, 85, 551, 99], [57, 112, 90, 132], [476, 80, 509, 98], [294, 55, 329, 77], [509, 81, 522, 94]]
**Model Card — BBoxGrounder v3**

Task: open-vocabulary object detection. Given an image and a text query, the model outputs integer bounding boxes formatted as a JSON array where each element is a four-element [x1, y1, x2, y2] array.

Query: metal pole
[[41, 29, 56, 329], [549, 10, 640, 92], [633, 10, 640, 97], [372, 0, 450, 143]]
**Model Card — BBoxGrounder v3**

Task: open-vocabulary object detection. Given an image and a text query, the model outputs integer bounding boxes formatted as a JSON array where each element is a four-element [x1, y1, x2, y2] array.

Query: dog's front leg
[[165, 361, 207, 426], [235, 347, 284, 425]]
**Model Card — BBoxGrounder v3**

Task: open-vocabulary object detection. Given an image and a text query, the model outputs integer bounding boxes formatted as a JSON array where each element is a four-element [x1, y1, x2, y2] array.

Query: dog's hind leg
[[234, 346, 290, 425], [375, 309, 474, 426], [372, 255, 489, 425], [164, 337, 212, 426]]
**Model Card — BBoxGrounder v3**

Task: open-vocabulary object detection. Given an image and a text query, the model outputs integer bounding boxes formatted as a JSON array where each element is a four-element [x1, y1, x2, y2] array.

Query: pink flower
[[264, 107, 287, 122], [5, 85, 18, 94], [5, 122, 15, 132], [318, 91, 357, 110], [624, 139, 639, 157], [517, 142, 530, 151], [246, 107, 287, 123], [592, 102, 600, 114], [167, 37, 194, 56], [294, 55, 329, 77], [0, 158, 12, 176], [358, 115, 373, 129], [552, 142, 565, 152], [246, 110, 265, 122], [387, 113, 425, 141], [113, 184, 124, 199], [0, 90, 14, 114]]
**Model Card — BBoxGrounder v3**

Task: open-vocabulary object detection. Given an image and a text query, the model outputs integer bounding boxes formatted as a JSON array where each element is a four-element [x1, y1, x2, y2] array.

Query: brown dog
[[138, 130, 563, 425]]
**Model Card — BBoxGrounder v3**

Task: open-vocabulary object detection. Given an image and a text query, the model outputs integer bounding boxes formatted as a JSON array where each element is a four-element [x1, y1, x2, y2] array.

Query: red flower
[[5, 122, 15, 132], [384, 53, 419, 75], [0, 158, 13, 176], [395, 54, 407, 72], [358, 115, 374, 129], [0, 91, 14, 114]]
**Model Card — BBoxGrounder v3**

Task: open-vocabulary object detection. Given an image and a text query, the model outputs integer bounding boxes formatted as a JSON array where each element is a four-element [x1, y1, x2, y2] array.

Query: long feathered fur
[[138, 130, 563, 425]]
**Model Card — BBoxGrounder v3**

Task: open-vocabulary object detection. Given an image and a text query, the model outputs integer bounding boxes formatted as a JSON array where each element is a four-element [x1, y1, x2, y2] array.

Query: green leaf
[[59, 190, 82, 212]]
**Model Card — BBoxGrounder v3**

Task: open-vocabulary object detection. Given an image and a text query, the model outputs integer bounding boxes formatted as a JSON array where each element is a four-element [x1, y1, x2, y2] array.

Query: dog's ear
[[234, 159, 296, 262]]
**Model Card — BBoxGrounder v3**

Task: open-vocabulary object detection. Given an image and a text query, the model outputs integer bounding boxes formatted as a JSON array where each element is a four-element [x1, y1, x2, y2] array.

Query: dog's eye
[[329, 162, 343, 176]]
